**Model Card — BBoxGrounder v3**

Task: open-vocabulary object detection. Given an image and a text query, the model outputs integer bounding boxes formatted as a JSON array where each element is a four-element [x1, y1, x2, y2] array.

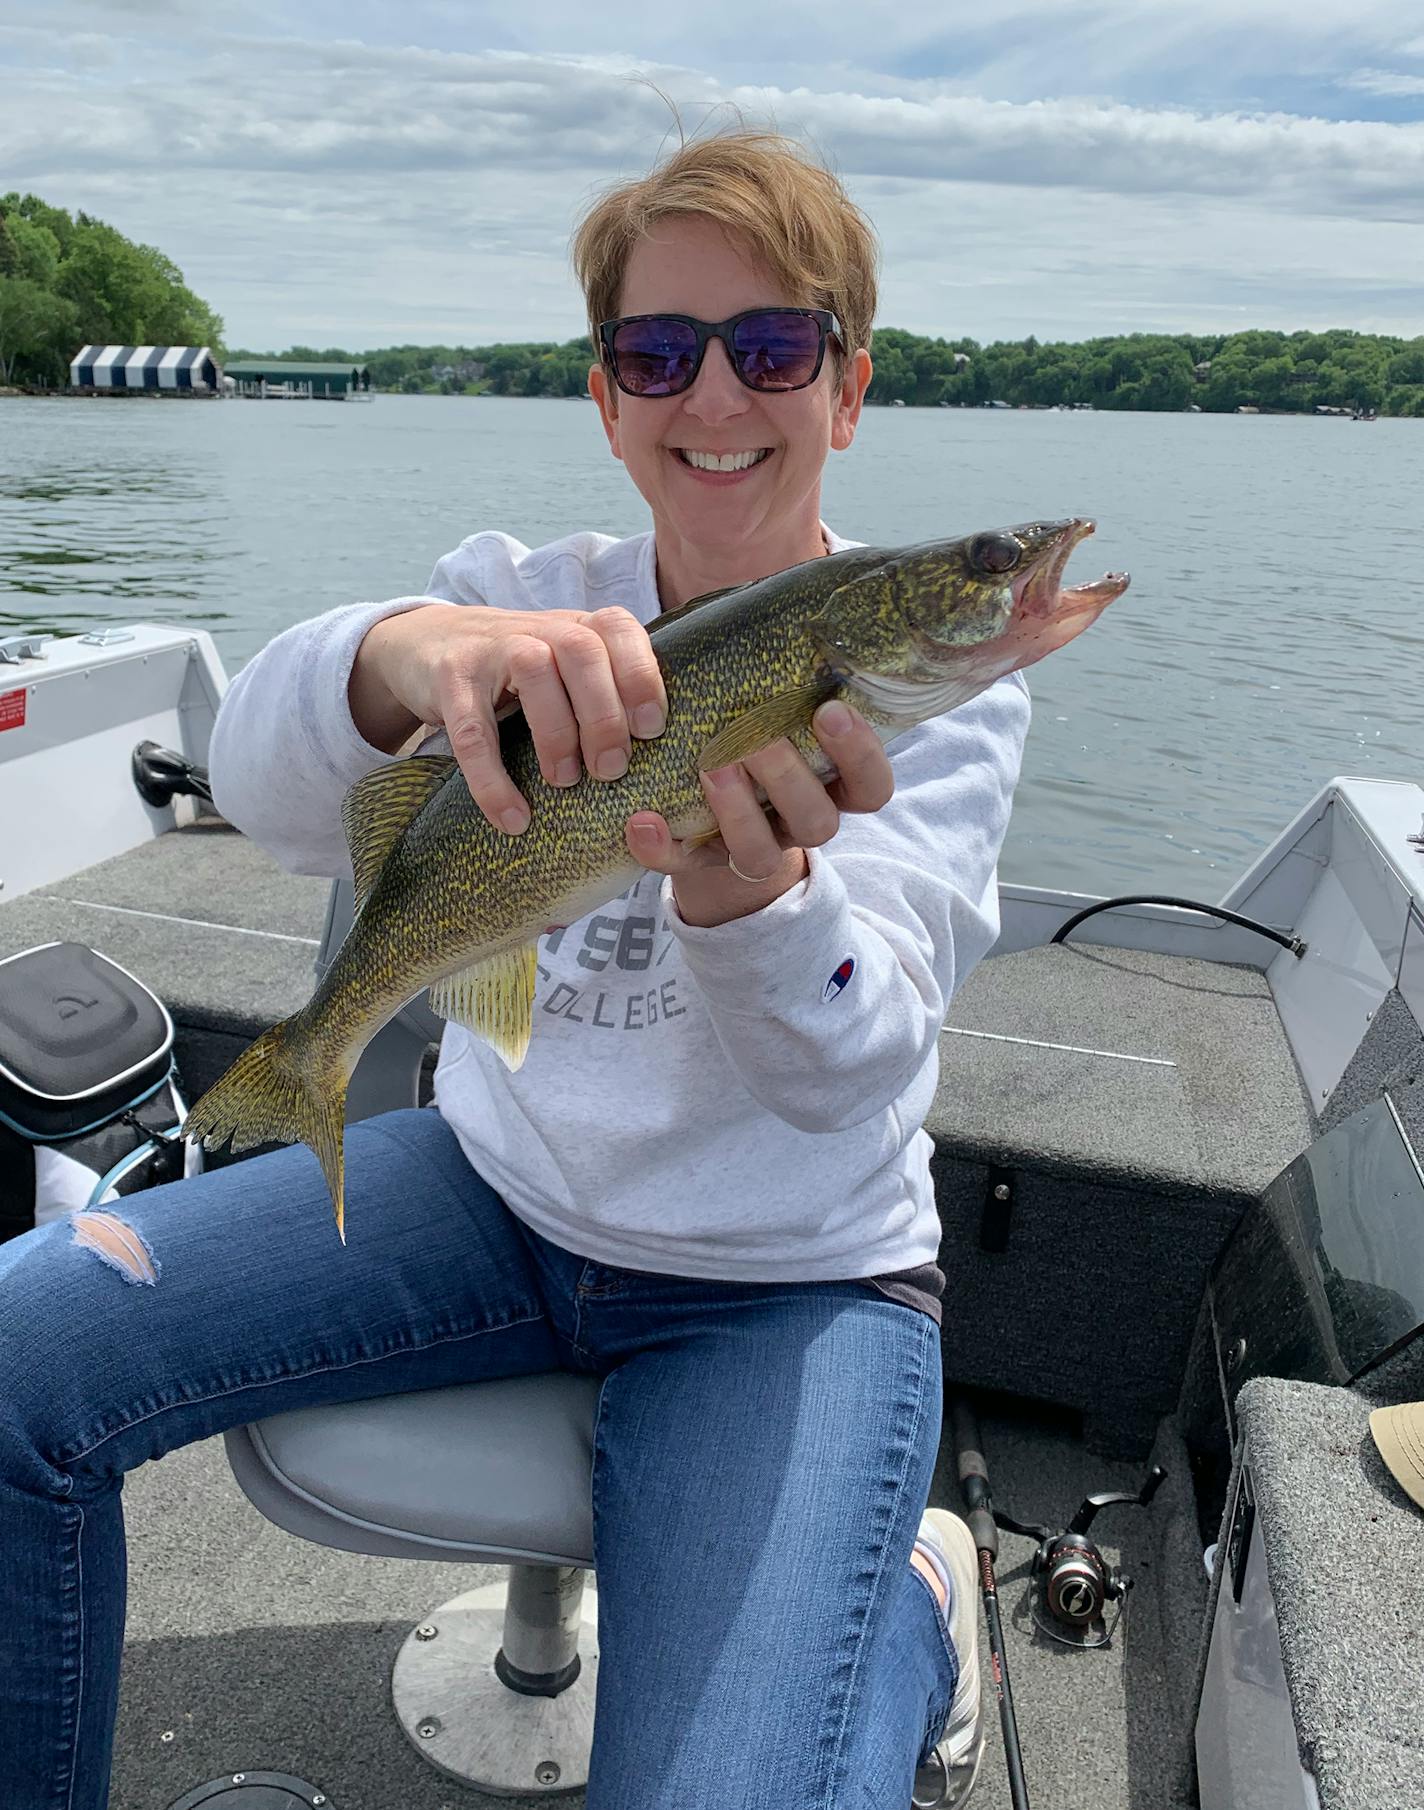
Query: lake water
[[2, 393, 1418, 897]]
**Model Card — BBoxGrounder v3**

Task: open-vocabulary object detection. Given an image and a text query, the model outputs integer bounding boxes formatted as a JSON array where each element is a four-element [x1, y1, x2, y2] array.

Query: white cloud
[[3, 20, 1423, 349], [1339, 67, 1424, 96], [9, 42, 1423, 209]]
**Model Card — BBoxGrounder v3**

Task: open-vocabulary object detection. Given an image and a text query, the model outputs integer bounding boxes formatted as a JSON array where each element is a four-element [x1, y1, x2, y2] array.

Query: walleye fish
[[184, 518, 1128, 1237]]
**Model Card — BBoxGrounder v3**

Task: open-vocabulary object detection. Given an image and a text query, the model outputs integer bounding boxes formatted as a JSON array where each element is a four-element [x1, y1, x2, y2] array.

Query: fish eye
[[969, 533, 1022, 575]]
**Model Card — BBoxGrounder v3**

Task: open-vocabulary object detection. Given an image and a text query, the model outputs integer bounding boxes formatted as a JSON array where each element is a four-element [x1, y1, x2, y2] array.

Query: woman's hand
[[349, 602, 668, 834], [627, 701, 895, 928]]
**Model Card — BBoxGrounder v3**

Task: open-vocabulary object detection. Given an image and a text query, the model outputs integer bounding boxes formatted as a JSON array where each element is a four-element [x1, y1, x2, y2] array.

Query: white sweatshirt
[[208, 526, 1030, 1285]]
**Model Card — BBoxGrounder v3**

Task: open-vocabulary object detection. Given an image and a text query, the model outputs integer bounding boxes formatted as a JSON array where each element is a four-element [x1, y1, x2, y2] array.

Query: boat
[[4, 620, 1423, 1810]]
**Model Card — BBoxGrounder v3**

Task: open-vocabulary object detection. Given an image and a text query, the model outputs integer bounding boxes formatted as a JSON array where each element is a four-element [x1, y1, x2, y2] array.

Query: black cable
[[1050, 894, 1306, 957]]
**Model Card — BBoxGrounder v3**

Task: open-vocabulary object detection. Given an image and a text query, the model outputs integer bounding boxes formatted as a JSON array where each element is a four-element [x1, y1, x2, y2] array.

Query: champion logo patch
[[823, 957, 855, 1001]]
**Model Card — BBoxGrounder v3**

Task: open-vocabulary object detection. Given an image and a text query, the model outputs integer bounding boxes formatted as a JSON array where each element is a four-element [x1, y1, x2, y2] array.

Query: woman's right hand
[[349, 603, 668, 834]]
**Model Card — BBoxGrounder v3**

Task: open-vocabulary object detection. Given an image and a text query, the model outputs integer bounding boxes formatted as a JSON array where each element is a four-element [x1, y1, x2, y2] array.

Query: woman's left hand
[[625, 700, 895, 928]]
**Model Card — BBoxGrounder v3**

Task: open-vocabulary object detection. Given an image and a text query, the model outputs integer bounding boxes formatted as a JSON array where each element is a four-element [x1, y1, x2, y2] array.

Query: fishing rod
[[951, 1397, 1031, 1810]]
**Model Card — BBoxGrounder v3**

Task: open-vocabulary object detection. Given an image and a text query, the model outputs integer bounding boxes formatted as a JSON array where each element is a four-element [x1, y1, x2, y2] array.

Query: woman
[[0, 129, 1029, 1807]]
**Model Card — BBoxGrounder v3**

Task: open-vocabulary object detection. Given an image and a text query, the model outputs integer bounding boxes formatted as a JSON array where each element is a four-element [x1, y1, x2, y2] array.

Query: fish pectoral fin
[[428, 943, 539, 1071], [342, 755, 457, 915], [806, 619, 983, 725], [697, 683, 833, 772]]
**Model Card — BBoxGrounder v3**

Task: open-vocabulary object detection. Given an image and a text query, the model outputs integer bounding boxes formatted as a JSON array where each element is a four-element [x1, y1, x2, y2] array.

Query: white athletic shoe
[[910, 1507, 985, 1808]]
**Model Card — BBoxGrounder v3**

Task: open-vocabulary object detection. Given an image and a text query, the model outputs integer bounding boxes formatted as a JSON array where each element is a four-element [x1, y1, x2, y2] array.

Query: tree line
[[2, 192, 1419, 416], [236, 326, 1424, 417], [0, 194, 224, 385]]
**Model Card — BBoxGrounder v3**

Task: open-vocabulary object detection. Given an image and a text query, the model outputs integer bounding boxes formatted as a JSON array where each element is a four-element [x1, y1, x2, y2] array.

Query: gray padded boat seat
[[225, 1373, 602, 1566]]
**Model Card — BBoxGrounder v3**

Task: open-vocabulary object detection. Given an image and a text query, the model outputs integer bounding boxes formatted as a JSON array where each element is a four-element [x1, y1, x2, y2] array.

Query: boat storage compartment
[[926, 941, 1315, 1456], [1195, 1451, 1320, 1810]]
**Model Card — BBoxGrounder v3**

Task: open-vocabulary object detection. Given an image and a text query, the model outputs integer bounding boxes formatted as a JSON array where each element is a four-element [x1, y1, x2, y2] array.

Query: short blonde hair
[[571, 129, 879, 365]]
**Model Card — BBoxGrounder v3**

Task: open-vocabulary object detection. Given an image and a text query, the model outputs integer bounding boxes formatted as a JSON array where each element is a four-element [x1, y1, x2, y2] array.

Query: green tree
[[1248, 356, 1298, 411], [1386, 347, 1424, 386], [867, 339, 913, 403], [0, 275, 77, 383], [230, 322, 1424, 417], [2, 193, 77, 256], [0, 213, 61, 289]]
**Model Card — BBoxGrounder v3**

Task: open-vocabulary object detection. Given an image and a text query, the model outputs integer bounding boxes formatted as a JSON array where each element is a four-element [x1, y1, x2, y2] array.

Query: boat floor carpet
[[110, 1396, 1203, 1809]]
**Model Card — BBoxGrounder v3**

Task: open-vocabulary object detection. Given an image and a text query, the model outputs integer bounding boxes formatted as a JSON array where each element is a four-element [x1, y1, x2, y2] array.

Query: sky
[[3, 0, 1423, 351]]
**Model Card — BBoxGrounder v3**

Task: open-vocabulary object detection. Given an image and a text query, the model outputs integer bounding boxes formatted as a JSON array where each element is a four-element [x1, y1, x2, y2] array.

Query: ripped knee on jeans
[[69, 1211, 160, 1285]]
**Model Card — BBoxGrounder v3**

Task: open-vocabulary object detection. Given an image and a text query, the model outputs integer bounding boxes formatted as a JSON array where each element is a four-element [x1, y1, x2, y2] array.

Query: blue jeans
[[0, 1106, 957, 1809]]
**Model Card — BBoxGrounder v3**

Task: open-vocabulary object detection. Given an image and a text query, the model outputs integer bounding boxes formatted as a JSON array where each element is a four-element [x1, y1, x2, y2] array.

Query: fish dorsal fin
[[684, 582, 737, 609], [342, 755, 456, 915], [648, 584, 737, 636], [428, 942, 540, 1071], [697, 682, 833, 772]]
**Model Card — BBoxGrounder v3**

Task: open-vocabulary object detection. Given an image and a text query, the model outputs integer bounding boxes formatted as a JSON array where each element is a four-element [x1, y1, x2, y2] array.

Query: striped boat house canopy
[[69, 346, 220, 392]]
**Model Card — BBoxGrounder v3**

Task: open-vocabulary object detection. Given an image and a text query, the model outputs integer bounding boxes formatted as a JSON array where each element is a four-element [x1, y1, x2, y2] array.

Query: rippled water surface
[[2, 393, 1418, 895]]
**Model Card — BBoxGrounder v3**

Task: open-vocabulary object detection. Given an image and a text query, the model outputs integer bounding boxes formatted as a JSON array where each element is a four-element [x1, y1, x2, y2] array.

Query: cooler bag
[[0, 941, 200, 1242]]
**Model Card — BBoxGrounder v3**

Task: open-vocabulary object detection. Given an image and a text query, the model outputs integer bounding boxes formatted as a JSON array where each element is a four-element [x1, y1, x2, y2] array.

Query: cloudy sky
[[3, 0, 1423, 351]]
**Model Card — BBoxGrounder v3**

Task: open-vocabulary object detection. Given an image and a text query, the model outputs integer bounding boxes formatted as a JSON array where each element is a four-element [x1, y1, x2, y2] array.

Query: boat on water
[[3, 620, 1423, 1810]]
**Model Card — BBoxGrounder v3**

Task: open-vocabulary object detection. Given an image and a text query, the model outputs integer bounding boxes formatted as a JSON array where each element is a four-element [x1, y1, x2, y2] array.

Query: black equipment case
[[0, 941, 193, 1241]]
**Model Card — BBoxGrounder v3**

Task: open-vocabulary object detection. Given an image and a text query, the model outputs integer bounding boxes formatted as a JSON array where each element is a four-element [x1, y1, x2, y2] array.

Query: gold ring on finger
[[727, 853, 778, 884]]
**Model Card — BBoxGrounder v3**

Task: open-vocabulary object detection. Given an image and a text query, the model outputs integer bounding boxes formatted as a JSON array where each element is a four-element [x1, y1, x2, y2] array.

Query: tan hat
[[1369, 1404, 1424, 1510]]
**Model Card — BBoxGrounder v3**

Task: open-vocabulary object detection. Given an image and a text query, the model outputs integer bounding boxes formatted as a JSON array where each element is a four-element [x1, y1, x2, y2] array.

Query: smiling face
[[588, 214, 872, 598]]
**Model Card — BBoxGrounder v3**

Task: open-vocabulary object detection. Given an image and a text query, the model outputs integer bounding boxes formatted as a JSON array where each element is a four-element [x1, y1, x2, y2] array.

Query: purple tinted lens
[[611, 318, 700, 395], [731, 312, 823, 389]]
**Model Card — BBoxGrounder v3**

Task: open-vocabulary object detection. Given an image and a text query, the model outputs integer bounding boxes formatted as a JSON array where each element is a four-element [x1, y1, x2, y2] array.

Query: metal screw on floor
[[165, 1773, 334, 1809]]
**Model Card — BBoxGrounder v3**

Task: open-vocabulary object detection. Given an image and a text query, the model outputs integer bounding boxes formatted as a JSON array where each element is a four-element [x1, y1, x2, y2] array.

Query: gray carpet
[[0, 819, 330, 1036], [925, 1398, 1202, 1810], [933, 941, 1313, 1200], [113, 1398, 1205, 1810], [1237, 1377, 1424, 1810], [115, 1436, 522, 1810]]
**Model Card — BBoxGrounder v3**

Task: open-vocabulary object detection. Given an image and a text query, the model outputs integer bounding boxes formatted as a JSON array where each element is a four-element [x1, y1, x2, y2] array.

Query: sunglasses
[[598, 307, 843, 399]]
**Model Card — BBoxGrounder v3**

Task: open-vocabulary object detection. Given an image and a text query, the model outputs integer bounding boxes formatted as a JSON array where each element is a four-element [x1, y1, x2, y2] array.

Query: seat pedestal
[[392, 1566, 600, 1795]]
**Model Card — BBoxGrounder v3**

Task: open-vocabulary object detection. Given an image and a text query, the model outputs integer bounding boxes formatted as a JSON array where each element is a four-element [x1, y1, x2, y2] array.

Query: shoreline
[[0, 386, 220, 400], [0, 387, 1399, 419]]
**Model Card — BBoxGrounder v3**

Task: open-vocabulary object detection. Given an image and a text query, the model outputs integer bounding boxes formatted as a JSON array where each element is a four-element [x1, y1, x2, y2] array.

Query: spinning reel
[[995, 1464, 1167, 1649]]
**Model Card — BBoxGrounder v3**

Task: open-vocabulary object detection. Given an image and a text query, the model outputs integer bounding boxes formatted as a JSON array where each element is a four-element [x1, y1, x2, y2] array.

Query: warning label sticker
[[0, 689, 26, 732]]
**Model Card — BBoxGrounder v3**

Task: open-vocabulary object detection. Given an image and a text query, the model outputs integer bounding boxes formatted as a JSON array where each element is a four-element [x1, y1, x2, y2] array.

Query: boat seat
[[223, 875, 605, 1796]]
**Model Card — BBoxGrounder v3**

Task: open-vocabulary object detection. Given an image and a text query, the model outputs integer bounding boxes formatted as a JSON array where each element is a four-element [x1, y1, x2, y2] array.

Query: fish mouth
[[1014, 518, 1130, 620]]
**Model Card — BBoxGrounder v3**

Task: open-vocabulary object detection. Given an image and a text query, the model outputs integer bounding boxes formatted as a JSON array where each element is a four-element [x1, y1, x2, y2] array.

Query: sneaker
[[910, 1508, 985, 1808]]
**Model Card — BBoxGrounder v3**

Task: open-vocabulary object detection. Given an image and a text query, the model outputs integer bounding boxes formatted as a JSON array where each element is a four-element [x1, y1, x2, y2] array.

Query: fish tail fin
[[183, 1010, 351, 1241]]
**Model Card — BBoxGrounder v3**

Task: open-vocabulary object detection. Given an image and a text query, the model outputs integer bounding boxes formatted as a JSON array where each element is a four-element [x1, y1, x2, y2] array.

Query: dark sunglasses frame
[[598, 307, 844, 398]]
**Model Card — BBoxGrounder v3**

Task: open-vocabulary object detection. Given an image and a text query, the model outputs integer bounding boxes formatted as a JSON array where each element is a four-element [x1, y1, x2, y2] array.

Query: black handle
[[952, 1398, 998, 1559], [950, 1395, 1031, 1810], [132, 740, 214, 808]]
